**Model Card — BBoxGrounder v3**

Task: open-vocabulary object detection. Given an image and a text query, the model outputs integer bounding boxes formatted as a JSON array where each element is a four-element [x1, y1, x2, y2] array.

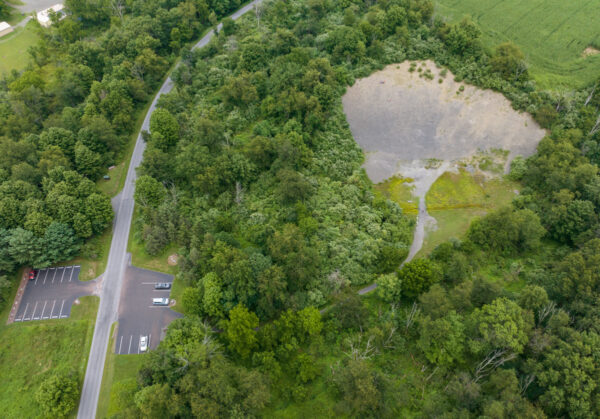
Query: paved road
[[77, 2, 263, 418]]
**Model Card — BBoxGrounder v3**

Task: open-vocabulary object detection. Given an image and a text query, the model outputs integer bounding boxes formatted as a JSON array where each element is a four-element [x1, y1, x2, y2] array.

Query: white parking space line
[[40, 300, 48, 318], [60, 267, 67, 283], [19, 303, 29, 321], [141, 282, 157, 285], [43, 268, 53, 285], [59, 300, 65, 317], [51, 268, 58, 283], [128, 335, 133, 354], [49, 299, 56, 318], [34, 269, 42, 285], [149, 334, 152, 350], [118, 335, 123, 354], [69, 267, 75, 282], [31, 301, 39, 319]]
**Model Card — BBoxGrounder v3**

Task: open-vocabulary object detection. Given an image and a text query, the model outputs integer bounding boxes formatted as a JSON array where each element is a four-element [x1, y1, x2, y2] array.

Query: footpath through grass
[[435, 0, 600, 89], [0, 290, 99, 418]]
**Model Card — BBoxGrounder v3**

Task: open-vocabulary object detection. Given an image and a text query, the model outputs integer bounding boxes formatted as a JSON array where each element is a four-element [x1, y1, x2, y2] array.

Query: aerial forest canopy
[[117, 0, 600, 417], [0, 0, 245, 294], [1, 0, 600, 417]]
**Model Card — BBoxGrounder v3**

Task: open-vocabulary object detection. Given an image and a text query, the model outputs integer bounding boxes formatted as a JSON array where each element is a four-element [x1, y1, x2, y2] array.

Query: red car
[[28, 270, 36, 280]]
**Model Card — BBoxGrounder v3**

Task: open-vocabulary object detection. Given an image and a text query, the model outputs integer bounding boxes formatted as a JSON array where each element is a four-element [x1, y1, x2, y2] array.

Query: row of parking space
[[13, 265, 92, 323], [14, 298, 69, 322], [117, 333, 152, 355], [32, 265, 81, 286], [115, 266, 182, 354]]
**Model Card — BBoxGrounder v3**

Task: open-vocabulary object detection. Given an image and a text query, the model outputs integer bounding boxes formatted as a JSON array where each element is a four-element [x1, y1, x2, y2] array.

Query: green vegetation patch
[[375, 176, 418, 215], [420, 170, 518, 255], [435, 0, 600, 88], [427, 169, 517, 211], [0, 295, 98, 418], [0, 23, 39, 74]]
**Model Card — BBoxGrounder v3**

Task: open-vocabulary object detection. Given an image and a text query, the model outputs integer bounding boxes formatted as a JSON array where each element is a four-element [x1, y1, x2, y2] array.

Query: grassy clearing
[[0, 291, 98, 418], [97, 323, 146, 419], [0, 22, 39, 74], [419, 170, 518, 255], [375, 176, 419, 215], [435, 0, 600, 89]]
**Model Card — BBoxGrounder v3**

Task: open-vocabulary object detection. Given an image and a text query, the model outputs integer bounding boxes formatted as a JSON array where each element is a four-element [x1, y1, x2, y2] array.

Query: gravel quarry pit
[[343, 60, 546, 258]]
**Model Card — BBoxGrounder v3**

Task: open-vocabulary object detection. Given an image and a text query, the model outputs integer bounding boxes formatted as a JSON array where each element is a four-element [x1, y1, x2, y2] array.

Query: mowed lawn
[[435, 0, 600, 88], [0, 22, 38, 74], [0, 295, 98, 418]]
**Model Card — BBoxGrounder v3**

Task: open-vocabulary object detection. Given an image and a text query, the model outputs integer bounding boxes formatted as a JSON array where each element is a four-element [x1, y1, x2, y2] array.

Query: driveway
[[115, 266, 181, 354], [13, 266, 97, 322]]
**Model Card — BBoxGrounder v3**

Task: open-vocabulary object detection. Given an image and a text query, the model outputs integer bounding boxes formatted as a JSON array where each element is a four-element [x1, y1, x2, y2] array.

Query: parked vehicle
[[28, 270, 36, 280], [140, 335, 148, 352], [152, 297, 169, 306], [154, 282, 171, 289]]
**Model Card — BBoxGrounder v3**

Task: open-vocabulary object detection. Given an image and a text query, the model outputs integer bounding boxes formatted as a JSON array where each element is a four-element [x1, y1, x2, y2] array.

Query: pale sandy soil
[[583, 46, 600, 57]]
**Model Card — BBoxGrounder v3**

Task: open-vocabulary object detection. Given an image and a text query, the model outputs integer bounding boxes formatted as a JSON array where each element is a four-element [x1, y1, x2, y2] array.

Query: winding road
[[77, 2, 263, 418]]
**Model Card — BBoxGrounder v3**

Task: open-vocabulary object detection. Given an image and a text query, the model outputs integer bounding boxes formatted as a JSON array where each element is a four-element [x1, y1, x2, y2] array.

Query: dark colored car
[[154, 283, 171, 290], [29, 270, 37, 280]]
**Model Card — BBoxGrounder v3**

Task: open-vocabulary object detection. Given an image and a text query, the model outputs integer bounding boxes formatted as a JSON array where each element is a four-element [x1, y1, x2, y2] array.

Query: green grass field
[[0, 22, 38, 74], [419, 170, 518, 255], [0, 293, 98, 418], [435, 0, 600, 89]]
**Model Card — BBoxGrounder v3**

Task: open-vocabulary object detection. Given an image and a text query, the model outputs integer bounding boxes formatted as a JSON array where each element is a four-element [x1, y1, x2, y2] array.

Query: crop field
[[435, 0, 600, 89]]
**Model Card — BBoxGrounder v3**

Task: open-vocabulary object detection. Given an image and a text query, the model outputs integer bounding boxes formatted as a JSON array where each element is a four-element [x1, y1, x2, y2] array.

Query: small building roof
[[0, 22, 11, 32], [37, 4, 65, 25]]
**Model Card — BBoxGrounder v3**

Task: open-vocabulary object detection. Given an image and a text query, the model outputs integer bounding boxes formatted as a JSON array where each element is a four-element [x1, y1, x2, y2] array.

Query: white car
[[152, 297, 169, 306], [140, 335, 148, 352]]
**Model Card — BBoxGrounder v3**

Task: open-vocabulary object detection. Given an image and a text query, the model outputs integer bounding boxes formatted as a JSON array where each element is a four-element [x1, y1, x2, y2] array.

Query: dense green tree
[[134, 175, 166, 208], [84, 193, 113, 234], [468, 208, 545, 254], [533, 330, 600, 418], [332, 359, 387, 417], [491, 42, 528, 81], [43, 222, 80, 265], [35, 371, 80, 418], [418, 311, 465, 367], [223, 304, 259, 359], [469, 298, 532, 355], [398, 258, 442, 299], [376, 273, 402, 302]]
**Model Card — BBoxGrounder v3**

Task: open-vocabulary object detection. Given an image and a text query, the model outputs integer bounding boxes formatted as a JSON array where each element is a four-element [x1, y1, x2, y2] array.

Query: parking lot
[[115, 266, 182, 354], [13, 266, 96, 322]]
